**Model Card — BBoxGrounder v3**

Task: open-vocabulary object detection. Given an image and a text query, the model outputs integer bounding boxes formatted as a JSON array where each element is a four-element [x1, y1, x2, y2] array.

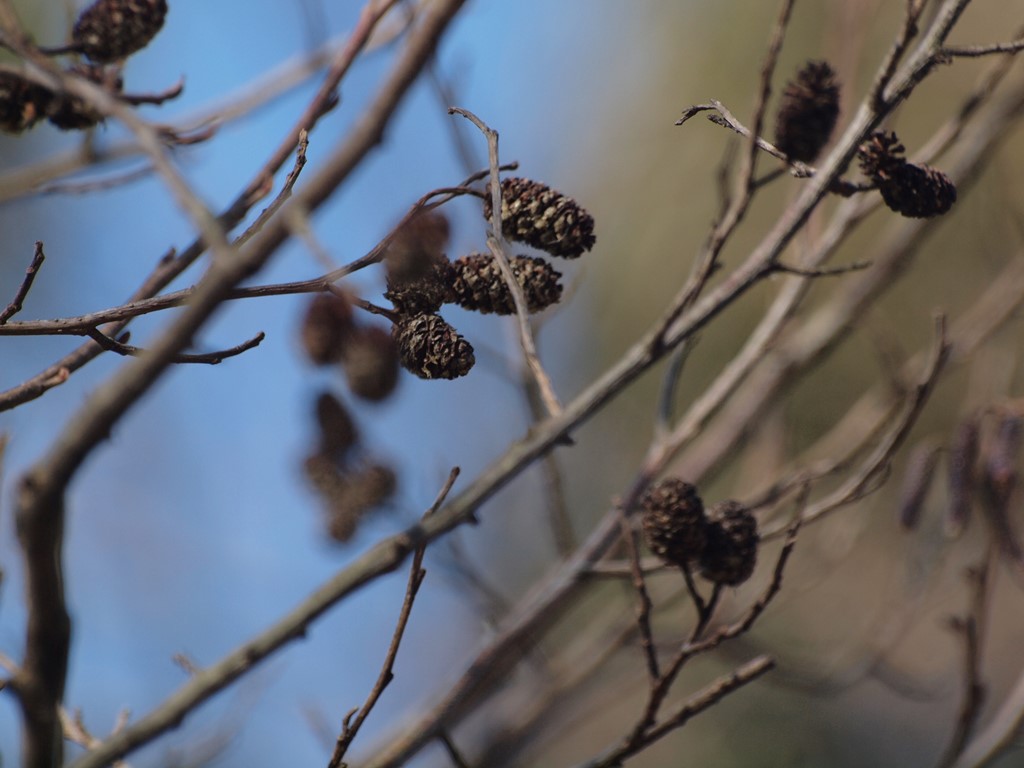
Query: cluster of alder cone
[[0, 0, 168, 133], [775, 60, 957, 218], [299, 176, 596, 539], [640, 479, 760, 586]]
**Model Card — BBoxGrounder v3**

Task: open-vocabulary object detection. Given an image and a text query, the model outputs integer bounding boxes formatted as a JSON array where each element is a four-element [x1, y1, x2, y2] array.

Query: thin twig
[[580, 655, 776, 768], [0, 241, 44, 324], [449, 105, 563, 416], [84, 328, 266, 365], [328, 468, 460, 767], [936, 543, 995, 768], [616, 498, 660, 682], [943, 39, 1024, 58]]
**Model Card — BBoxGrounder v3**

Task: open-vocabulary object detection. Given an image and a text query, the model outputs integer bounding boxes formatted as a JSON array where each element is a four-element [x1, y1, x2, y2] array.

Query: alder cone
[[640, 478, 707, 566], [300, 293, 354, 366], [858, 131, 956, 218], [0, 72, 52, 133], [341, 325, 400, 402], [698, 500, 759, 586], [877, 163, 957, 219], [314, 391, 359, 458], [384, 254, 454, 316], [73, 0, 168, 63], [483, 177, 596, 259], [47, 64, 124, 131], [451, 253, 563, 315], [394, 313, 475, 380], [774, 60, 840, 163]]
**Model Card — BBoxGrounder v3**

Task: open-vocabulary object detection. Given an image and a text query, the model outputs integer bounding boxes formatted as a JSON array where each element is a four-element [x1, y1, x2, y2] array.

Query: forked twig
[[328, 468, 460, 767]]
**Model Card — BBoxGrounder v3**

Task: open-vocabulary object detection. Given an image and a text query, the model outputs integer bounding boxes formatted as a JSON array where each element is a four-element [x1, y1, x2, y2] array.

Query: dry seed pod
[[393, 313, 475, 380], [774, 60, 840, 163], [898, 442, 941, 530], [946, 414, 980, 538], [303, 454, 397, 544], [450, 253, 563, 315], [384, 211, 451, 283], [384, 253, 454, 316], [346, 461, 398, 510], [300, 292, 354, 366], [340, 325, 400, 402], [858, 131, 956, 218], [73, 0, 168, 63], [0, 72, 53, 133], [314, 391, 359, 458], [699, 500, 759, 586], [640, 479, 707, 566], [47, 63, 124, 131], [483, 177, 596, 259]]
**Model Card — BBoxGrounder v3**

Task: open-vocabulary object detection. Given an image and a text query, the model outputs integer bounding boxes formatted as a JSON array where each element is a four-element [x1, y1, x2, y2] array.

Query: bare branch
[[0, 241, 44, 325], [84, 328, 266, 365], [327, 468, 460, 766]]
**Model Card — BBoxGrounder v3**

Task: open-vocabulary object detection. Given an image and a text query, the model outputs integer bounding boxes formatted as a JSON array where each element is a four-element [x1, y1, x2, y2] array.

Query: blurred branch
[[937, 546, 995, 768], [579, 655, 776, 768]]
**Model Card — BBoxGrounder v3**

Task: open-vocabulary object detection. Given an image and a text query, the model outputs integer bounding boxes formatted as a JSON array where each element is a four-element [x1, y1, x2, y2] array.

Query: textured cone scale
[[451, 253, 563, 315], [858, 131, 956, 218], [300, 292, 354, 366], [774, 61, 840, 163], [73, 0, 168, 63], [384, 254, 454, 316], [640, 479, 707, 566], [699, 500, 759, 586], [483, 177, 596, 259], [0, 72, 52, 133], [877, 164, 957, 219], [47, 64, 124, 131], [394, 313, 475, 380], [340, 325, 400, 402]]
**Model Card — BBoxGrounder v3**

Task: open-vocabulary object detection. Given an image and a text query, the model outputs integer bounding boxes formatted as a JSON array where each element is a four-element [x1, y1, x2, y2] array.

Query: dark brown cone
[[340, 325, 400, 401], [324, 462, 397, 543], [858, 131, 956, 218], [73, 0, 168, 63], [383, 211, 451, 283], [774, 61, 840, 163], [877, 163, 957, 218], [384, 253, 454, 316], [0, 72, 52, 133], [314, 391, 359, 458], [300, 292, 354, 366], [47, 63, 124, 131], [451, 254, 563, 315], [483, 177, 596, 259], [699, 500, 759, 586], [304, 454, 397, 544], [640, 478, 707, 566], [393, 313, 475, 380]]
